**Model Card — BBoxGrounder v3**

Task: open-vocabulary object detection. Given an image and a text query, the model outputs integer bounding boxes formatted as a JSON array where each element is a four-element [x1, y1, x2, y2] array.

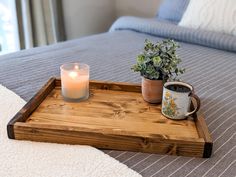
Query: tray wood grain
[[7, 78, 213, 158]]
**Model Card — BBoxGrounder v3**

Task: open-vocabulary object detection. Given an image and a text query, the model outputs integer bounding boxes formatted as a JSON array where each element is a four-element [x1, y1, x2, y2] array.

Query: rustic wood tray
[[7, 78, 213, 158]]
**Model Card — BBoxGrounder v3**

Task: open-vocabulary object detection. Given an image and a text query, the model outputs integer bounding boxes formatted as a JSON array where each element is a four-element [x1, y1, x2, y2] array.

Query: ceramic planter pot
[[141, 77, 163, 104]]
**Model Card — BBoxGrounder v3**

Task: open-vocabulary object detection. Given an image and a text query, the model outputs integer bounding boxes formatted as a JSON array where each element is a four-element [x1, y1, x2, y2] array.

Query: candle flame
[[74, 65, 79, 70]]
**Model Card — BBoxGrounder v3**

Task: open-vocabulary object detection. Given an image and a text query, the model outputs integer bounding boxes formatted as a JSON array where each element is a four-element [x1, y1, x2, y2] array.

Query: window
[[0, 0, 19, 55]]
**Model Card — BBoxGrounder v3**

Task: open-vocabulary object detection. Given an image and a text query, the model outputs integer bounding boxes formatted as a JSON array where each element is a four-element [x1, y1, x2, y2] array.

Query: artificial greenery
[[132, 39, 185, 82]]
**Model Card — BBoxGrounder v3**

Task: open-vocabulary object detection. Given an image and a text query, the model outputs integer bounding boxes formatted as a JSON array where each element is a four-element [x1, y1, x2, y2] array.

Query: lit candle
[[60, 63, 89, 101]]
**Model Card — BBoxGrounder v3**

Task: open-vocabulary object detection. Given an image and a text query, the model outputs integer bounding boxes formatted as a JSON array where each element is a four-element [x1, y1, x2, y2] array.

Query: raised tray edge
[[7, 77, 56, 139]]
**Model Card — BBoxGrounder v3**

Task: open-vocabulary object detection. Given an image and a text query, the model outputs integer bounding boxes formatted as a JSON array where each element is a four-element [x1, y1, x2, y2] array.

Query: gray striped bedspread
[[110, 17, 236, 53], [0, 21, 236, 177]]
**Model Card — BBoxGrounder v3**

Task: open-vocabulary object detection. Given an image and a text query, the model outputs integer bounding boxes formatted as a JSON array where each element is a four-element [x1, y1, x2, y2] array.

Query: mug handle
[[186, 93, 201, 116]]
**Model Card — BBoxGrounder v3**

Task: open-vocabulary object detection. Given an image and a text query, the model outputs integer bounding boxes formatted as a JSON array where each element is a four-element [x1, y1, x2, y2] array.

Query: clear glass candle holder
[[60, 63, 90, 102]]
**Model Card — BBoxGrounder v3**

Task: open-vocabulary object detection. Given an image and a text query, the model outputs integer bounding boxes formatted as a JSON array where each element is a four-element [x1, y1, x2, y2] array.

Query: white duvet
[[0, 85, 141, 177]]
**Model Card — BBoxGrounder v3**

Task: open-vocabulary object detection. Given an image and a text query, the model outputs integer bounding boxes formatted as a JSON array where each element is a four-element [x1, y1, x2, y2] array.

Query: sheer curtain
[[16, 0, 65, 49], [0, 0, 19, 54]]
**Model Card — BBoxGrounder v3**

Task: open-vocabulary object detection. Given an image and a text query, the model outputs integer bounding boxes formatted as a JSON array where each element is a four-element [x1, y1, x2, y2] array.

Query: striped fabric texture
[[110, 17, 236, 53], [0, 29, 235, 176]]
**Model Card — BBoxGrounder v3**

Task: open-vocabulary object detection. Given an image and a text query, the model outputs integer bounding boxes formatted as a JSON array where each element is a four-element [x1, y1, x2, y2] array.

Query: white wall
[[62, 0, 115, 40], [115, 0, 161, 18], [62, 0, 161, 40]]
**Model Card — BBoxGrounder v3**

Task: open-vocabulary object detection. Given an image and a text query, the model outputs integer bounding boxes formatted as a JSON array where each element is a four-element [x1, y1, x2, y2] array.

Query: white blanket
[[0, 85, 141, 177]]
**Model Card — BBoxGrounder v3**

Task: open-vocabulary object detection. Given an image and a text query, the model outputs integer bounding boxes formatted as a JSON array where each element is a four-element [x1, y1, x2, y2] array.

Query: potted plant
[[131, 39, 185, 103]]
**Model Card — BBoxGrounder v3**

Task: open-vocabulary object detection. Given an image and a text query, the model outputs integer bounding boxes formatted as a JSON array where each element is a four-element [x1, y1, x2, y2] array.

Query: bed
[[0, 17, 235, 177]]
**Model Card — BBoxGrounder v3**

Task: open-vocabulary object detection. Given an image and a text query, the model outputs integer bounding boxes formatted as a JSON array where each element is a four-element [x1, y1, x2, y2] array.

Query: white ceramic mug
[[161, 81, 201, 120]]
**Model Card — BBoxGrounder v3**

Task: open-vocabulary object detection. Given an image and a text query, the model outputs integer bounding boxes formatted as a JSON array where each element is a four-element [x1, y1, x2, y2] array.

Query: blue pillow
[[157, 0, 190, 23]]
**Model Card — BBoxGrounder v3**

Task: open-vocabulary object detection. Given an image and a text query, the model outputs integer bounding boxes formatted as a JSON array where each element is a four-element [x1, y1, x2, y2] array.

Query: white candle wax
[[61, 63, 89, 101]]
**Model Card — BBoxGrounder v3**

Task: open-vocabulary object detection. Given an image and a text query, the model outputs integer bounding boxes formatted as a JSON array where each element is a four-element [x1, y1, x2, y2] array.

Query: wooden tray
[[7, 78, 213, 158]]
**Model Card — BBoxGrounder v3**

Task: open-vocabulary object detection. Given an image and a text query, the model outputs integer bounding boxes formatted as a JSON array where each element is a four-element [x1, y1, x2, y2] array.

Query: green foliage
[[131, 39, 185, 82]]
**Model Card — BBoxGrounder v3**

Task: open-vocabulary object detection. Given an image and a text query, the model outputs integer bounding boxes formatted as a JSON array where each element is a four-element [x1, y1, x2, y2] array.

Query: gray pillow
[[157, 0, 190, 23]]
